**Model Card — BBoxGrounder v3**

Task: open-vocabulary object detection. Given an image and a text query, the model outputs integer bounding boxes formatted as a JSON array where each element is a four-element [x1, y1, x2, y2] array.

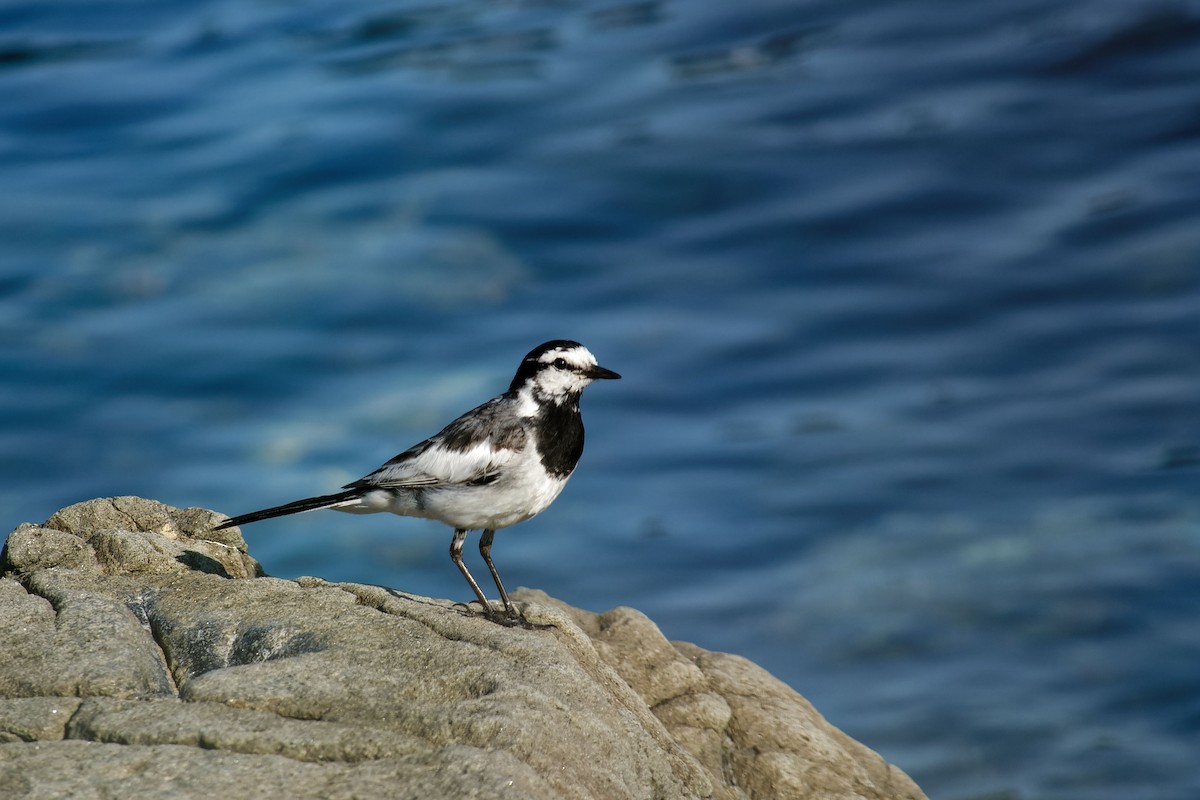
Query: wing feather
[[345, 397, 526, 490]]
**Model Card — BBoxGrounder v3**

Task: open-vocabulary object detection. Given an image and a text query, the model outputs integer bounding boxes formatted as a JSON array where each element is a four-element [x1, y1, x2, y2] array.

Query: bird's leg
[[450, 528, 492, 613], [479, 528, 517, 618]]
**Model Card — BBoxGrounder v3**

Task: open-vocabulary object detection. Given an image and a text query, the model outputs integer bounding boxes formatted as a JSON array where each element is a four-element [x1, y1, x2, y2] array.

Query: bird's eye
[[553, 358, 568, 369]]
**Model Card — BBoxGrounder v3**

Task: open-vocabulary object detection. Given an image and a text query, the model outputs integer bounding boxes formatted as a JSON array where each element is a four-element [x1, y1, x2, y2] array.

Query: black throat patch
[[532, 394, 585, 478]]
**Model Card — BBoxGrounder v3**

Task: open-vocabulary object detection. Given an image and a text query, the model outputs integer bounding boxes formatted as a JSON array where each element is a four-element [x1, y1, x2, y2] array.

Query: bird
[[215, 340, 620, 621]]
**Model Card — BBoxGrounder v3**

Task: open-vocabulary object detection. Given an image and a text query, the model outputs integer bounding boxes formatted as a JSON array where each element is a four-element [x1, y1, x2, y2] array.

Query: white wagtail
[[215, 340, 620, 620]]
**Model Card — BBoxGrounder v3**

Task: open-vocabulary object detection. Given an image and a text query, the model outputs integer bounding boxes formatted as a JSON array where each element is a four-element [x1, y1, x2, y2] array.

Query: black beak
[[586, 365, 621, 380]]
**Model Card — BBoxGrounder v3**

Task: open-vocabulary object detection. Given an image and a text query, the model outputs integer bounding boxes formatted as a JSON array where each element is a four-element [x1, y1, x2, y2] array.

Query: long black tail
[[214, 489, 362, 530]]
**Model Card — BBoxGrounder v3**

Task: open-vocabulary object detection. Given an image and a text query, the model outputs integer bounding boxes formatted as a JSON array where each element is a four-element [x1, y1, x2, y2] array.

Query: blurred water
[[4, 1, 1200, 797]]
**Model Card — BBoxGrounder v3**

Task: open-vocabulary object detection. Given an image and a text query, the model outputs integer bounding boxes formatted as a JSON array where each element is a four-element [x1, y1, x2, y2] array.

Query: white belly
[[337, 450, 571, 531]]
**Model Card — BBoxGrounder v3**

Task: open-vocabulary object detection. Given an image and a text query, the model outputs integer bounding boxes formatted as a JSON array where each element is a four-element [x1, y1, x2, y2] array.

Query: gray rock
[[0, 698, 81, 744], [0, 496, 926, 800], [0, 740, 548, 800]]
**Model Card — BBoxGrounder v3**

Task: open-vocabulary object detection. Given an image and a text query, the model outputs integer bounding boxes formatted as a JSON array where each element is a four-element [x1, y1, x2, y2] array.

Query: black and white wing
[[345, 397, 527, 491]]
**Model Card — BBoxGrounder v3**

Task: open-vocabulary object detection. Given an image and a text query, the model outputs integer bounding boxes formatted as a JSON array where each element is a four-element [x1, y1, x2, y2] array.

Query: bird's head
[[509, 340, 621, 404]]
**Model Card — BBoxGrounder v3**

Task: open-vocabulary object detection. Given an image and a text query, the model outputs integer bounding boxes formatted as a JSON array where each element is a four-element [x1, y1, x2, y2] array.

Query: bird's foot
[[486, 602, 526, 627], [457, 599, 547, 629]]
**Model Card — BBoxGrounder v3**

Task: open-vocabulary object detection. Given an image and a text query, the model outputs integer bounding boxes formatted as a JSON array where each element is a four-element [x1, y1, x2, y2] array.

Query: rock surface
[[0, 496, 926, 800]]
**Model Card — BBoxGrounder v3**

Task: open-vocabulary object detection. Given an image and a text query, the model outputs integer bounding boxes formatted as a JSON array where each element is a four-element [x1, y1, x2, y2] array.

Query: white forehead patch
[[538, 345, 597, 369]]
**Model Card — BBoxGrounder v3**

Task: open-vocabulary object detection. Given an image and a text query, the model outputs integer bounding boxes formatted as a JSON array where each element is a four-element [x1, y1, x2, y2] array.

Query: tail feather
[[214, 489, 363, 530]]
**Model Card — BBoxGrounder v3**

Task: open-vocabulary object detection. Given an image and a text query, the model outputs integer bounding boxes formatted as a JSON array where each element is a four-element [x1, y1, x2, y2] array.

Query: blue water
[[4, 1, 1200, 797]]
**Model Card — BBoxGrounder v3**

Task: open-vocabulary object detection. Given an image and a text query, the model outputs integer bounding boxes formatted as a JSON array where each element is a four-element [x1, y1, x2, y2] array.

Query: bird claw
[[460, 599, 545, 629], [487, 603, 526, 627]]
